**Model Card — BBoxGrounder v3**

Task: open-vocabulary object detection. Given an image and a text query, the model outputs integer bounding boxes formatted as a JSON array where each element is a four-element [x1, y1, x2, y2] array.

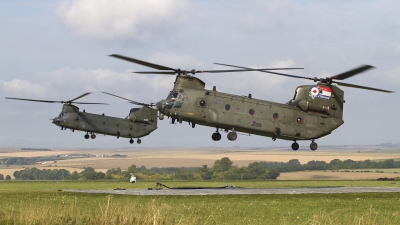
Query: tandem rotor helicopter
[[5, 92, 158, 144], [5, 54, 393, 150], [107, 54, 393, 151]]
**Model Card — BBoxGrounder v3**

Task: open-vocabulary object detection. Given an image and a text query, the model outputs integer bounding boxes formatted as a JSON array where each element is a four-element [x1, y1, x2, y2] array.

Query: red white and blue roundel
[[309, 86, 332, 100]]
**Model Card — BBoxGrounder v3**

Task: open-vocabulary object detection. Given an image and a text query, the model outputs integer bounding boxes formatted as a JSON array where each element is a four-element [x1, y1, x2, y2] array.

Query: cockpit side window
[[292, 91, 297, 100]]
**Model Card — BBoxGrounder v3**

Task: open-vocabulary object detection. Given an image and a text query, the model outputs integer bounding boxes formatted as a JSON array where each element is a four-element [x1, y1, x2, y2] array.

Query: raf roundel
[[310, 87, 319, 98]]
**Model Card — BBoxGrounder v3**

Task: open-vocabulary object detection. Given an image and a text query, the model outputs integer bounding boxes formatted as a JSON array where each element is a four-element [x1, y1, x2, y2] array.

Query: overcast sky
[[1, 0, 399, 149]]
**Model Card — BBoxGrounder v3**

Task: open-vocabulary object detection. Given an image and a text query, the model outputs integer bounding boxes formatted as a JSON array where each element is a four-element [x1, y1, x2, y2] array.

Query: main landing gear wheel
[[227, 132, 237, 141], [129, 139, 134, 144], [84, 133, 89, 139], [310, 141, 318, 151], [90, 134, 96, 139], [291, 142, 299, 151], [137, 139, 142, 144]]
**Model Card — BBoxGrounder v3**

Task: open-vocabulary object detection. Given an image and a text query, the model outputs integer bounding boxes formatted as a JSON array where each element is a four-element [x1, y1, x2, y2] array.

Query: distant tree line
[[0, 157, 64, 166], [0, 157, 38, 166], [9, 157, 280, 181], [259, 158, 400, 172], [0, 174, 12, 180], [21, 148, 51, 151], [6, 157, 400, 181]]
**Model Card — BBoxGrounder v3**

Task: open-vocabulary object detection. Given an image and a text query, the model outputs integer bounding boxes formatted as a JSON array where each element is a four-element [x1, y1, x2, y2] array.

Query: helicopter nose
[[156, 100, 164, 110], [52, 117, 60, 125]]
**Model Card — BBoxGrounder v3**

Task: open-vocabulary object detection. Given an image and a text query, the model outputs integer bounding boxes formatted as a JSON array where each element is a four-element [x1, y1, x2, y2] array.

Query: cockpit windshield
[[167, 89, 185, 100], [58, 112, 67, 118], [163, 90, 186, 110], [167, 91, 179, 99]]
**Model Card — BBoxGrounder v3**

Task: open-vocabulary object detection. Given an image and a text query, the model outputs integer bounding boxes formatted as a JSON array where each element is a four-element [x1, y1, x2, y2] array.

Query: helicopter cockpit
[[58, 112, 68, 120], [163, 89, 186, 110]]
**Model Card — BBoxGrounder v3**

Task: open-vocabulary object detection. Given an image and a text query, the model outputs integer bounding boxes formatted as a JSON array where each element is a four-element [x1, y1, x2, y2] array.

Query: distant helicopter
[[5, 92, 157, 144], [109, 54, 393, 150]]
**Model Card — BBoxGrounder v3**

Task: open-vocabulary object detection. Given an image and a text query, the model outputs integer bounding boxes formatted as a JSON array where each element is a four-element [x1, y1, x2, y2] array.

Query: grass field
[[0, 180, 400, 224], [1, 147, 400, 224]]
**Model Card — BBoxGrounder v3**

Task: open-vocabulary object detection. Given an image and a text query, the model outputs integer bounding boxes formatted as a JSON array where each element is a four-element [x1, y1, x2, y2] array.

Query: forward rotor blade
[[5, 97, 62, 103], [6, 94, 108, 104], [197, 68, 304, 73], [109, 54, 175, 71], [135, 68, 304, 75], [330, 65, 374, 80], [333, 81, 393, 93], [68, 92, 92, 102]]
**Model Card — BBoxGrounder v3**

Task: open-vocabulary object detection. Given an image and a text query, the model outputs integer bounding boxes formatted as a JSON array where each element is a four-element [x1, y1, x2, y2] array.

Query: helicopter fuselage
[[53, 104, 158, 141], [157, 75, 344, 143]]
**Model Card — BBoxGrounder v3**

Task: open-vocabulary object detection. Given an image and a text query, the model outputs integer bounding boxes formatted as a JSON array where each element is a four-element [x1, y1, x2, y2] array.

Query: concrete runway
[[66, 187, 400, 196]]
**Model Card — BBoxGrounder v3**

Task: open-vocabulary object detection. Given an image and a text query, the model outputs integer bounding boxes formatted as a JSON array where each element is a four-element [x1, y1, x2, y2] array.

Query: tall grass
[[1, 194, 194, 225], [1, 192, 399, 225], [1, 180, 400, 224]]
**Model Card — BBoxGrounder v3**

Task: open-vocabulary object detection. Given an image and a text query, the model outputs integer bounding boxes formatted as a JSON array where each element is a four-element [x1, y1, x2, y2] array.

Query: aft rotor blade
[[109, 54, 175, 71], [68, 92, 92, 102], [5, 97, 62, 103], [128, 100, 156, 107], [102, 91, 155, 106], [214, 63, 309, 79], [134, 71, 176, 75], [213, 63, 303, 71], [128, 101, 146, 106], [73, 102, 109, 105], [330, 65, 374, 80], [102, 91, 135, 102], [333, 81, 393, 93]]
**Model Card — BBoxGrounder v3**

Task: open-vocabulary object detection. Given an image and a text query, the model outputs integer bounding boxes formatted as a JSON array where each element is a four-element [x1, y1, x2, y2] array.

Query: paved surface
[[66, 187, 400, 196]]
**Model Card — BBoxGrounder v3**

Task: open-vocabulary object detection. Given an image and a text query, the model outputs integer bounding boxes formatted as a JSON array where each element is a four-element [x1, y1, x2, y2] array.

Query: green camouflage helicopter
[[110, 54, 393, 150], [5, 92, 158, 144]]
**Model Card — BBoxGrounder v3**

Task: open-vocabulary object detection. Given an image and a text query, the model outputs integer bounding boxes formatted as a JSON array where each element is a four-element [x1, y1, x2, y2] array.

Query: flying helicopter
[[5, 92, 158, 144], [109, 54, 393, 150]]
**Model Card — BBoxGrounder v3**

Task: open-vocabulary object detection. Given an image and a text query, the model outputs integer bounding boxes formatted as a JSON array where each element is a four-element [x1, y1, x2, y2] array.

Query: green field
[[1, 180, 400, 224]]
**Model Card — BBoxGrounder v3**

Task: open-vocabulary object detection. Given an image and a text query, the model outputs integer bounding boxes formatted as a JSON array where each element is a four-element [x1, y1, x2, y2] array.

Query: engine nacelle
[[128, 107, 157, 124], [299, 100, 329, 113]]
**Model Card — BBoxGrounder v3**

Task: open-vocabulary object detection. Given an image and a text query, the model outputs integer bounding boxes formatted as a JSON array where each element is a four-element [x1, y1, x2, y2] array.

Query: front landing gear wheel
[[227, 132, 237, 141], [310, 142, 318, 151], [84, 134, 89, 139], [91, 134, 96, 139], [129, 139, 134, 144], [137, 139, 142, 144], [212, 132, 221, 141], [291, 142, 299, 151]]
